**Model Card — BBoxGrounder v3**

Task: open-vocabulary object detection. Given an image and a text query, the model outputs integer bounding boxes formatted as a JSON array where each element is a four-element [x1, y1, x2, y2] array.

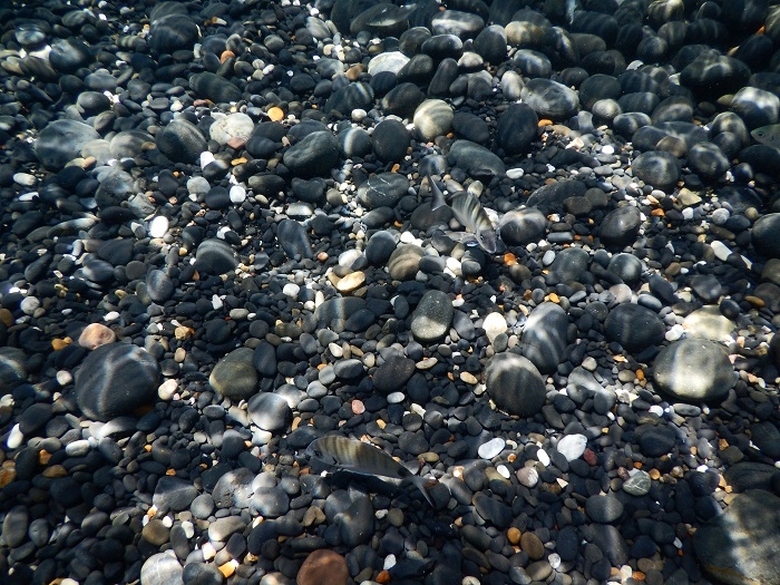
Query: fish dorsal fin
[[427, 174, 448, 210]]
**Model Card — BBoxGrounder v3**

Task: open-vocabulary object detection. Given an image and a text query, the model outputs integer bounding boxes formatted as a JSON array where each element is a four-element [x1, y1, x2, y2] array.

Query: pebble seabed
[[3, 0, 780, 585]]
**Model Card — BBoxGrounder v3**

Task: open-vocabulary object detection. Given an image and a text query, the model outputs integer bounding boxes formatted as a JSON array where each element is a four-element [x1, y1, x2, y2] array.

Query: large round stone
[[156, 119, 207, 164], [520, 78, 580, 120], [520, 302, 568, 374], [75, 343, 159, 421], [485, 352, 546, 417], [694, 490, 780, 585], [604, 303, 665, 353], [209, 347, 257, 400], [35, 120, 100, 170], [283, 131, 340, 178], [652, 339, 735, 402]]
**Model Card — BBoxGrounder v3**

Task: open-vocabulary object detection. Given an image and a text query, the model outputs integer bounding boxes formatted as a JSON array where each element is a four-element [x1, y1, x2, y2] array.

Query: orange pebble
[[267, 106, 284, 121], [376, 570, 391, 584]]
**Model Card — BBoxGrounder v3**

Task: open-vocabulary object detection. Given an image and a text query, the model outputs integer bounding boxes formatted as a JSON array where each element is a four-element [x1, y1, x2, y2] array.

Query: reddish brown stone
[[296, 549, 348, 585]]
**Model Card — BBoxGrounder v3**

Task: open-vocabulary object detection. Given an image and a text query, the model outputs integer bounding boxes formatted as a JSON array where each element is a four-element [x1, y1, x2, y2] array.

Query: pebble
[[1, 3, 779, 585], [604, 303, 665, 352], [652, 339, 735, 402], [520, 302, 568, 374], [478, 437, 506, 459], [485, 352, 546, 417], [694, 490, 780, 584], [556, 434, 587, 461], [156, 119, 207, 164], [296, 549, 349, 585], [209, 347, 257, 400], [411, 290, 453, 343], [74, 343, 160, 420]]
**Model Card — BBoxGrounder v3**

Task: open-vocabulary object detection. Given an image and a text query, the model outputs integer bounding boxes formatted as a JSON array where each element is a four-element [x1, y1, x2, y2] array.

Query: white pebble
[[201, 541, 216, 561], [149, 215, 169, 238], [711, 207, 730, 225], [478, 437, 506, 459], [601, 144, 614, 155], [482, 312, 508, 344], [506, 167, 524, 179], [187, 176, 211, 196], [387, 391, 405, 404], [6, 423, 23, 450], [103, 311, 120, 323], [537, 448, 551, 466], [710, 240, 732, 262], [681, 207, 694, 220], [283, 283, 300, 299], [383, 554, 396, 570], [158, 379, 178, 401], [648, 405, 664, 417], [211, 294, 223, 310], [496, 464, 511, 479], [665, 324, 684, 342], [182, 520, 195, 538], [556, 434, 587, 461], [20, 296, 40, 315], [13, 172, 36, 187], [352, 108, 368, 122], [399, 231, 418, 244], [548, 553, 562, 569], [56, 370, 73, 386], [199, 150, 216, 169], [229, 184, 247, 204]]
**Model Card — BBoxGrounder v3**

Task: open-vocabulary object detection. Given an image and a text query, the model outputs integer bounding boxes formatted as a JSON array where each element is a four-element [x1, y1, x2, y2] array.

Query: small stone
[[296, 549, 349, 585], [556, 434, 587, 461], [78, 323, 116, 349], [623, 470, 652, 496], [478, 437, 506, 459], [140, 552, 183, 585], [411, 290, 453, 343], [209, 347, 257, 400]]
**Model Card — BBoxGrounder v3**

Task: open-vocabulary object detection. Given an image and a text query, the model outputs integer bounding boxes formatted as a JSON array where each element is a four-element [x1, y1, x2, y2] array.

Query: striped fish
[[306, 435, 435, 506], [428, 175, 498, 254]]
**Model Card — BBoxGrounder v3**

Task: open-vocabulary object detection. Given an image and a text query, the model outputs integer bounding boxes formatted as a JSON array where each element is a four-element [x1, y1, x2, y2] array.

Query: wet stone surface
[[0, 1, 780, 585]]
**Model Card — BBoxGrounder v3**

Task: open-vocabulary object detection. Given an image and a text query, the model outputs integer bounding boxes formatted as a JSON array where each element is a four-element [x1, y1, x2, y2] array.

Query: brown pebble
[[507, 527, 521, 545], [0, 308, 13, 327], [296, 549, 349, 585], [520, 531, 545, 560], [351, 399, 365, 415], [78, 323, 116, 350]]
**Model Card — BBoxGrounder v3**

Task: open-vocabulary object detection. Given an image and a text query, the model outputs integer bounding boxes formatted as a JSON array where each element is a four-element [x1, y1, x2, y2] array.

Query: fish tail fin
[[427, 175, 447, 211], [408, 475, 436, 506]]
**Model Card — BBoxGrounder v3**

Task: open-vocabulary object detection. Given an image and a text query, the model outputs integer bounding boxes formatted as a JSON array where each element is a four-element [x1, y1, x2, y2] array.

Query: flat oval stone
[[209, 347, 257, 400], [411, 290, 453, 343], [485, 352, 546, 417]]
